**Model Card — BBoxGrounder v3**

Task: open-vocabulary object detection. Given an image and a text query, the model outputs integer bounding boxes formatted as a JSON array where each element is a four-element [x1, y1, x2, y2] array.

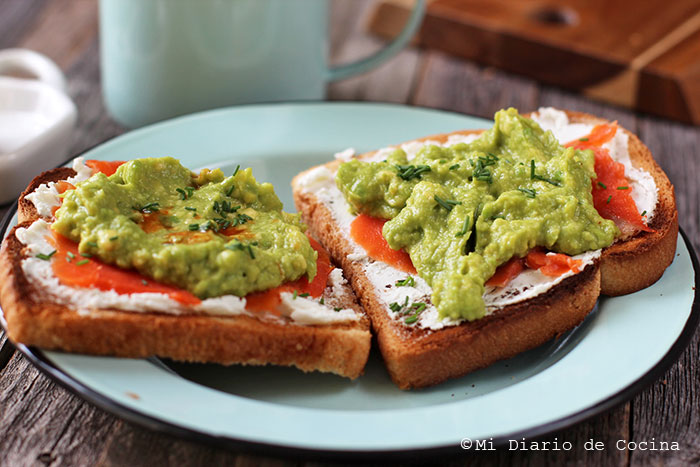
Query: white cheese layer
[[25, 157, 94, 218], [16, 218, 360, 325], [531, 107, 657, 220]]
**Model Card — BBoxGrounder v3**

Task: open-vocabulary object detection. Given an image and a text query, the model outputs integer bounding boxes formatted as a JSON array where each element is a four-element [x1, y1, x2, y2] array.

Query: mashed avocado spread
[[336, 108, 618, 321], [52, 158, 317, 298]]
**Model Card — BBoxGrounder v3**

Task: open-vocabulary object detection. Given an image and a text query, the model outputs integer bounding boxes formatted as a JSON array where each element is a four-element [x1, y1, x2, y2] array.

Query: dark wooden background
[[0, 1, 698, 465]]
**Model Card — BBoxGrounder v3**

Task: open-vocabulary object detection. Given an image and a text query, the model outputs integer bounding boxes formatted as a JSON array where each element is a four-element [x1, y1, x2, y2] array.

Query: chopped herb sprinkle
[[225, 241, 255, 259], [292, 290, 298, 299], [109, 236, 119, 241], [395, 164, 431, 181], [80, 252, 92, 258], [579, 137, 589, 141], [233, 164, 240, 177], [434, 195, 462, 211], [449, 164, 460, 170], [75, 259, 89, 266], [597, 181, 607, 189], [530, 160, 560, 186], [189, 223, 200, 231], [299, 292, 310, 298], [36, 250, 56, 261], [388, 296, 427, 324], [334, 307, 342, 312], [517, 187, 536, 198], [456, 215, 471, 237], [86, 241, 98, 247], [184, 206, 197, 212], [641, 210, 647, 217], [137, 202, 160, 213], [396, 276, 415, 287], [319, 297, 325, 305], [617, 186, 629, 190], [606, 195, 612, 204], [141, 279, 148, 286]]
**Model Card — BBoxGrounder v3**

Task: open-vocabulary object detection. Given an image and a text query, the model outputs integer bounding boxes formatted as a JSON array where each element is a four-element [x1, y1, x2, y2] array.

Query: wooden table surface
[[1, 1, 698, 465]]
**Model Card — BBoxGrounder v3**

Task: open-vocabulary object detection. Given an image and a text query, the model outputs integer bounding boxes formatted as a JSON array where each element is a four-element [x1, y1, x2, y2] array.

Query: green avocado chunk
[[335, 108, 618, 321], [52, 157, 316, 298]]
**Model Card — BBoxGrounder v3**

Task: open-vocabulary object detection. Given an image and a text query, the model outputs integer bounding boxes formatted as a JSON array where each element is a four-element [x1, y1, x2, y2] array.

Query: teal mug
[[99, 0, 425, 128]]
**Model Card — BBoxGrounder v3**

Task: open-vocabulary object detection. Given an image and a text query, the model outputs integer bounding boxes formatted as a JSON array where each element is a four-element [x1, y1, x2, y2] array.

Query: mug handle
[[0, 48, 67, 92], [326, 0, 426, 82]]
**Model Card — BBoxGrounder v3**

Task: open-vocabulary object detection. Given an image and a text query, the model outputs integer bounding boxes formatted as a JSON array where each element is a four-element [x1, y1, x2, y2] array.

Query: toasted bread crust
[[292, 109, 677, 388], [563, 111, 678, 295], [1, 169, 371, 379], [294, 186, 599, 388]]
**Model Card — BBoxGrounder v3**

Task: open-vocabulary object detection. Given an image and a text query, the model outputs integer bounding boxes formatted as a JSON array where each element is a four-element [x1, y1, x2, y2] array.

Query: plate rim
[[1, 102, 698, 461]]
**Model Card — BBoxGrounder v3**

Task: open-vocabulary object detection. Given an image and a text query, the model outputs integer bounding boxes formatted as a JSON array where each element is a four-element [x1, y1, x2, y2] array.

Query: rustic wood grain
[[328, 0, 422, 103], [411, 52, 539, 118], [0, 0, 698, 465]]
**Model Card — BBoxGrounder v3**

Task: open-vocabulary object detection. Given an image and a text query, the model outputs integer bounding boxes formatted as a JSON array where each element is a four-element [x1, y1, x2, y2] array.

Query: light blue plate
[[3, 103, 698, 458]]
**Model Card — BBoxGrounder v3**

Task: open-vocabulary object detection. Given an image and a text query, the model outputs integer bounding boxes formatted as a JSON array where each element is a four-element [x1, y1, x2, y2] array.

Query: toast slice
[[292, 109, 677, 388], [1, 165, 372, 379]]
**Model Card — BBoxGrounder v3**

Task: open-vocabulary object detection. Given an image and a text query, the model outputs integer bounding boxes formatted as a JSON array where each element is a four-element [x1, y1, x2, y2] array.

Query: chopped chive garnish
[[86, 241, 98, 247], [184, 206, 197, 212], [396, 276, 415, 287], [473, 157, 493, 183], [226, 185, 235, 197], [449, 164, 460, 170], [36, 250, 56, 261], [404, 315, 418, 324], [319, 297, 325, 305], [597, 181, 607, 189], [456, 215, 471, 237], [641, 210, 647, 216], [439, 159, 447, 164], [299, 292, 310, 298], [75, 259, 89, 266], [80, 252, 92, 258], [434, 195, 461, 211], [395, 164, 431, 181], [530, 160, 560, 186], [141, 279, 148, 286], [334, 307, 342, 312], [109, 236, 119, 241], [176, 188, 187, 200], [247, 245, 255, 259], [189, 223, 200, 231], [579, 137, 589, 141], [518, 187, 536, 198], [185, 186, 194, 198], [292, 290, 298, 299], [606, 195, 612, 204], [617, 186, 629, 190], [490, 215, 506, 220], [67, 252, 75, 259], [138, 202, 160, 213], [233, 165, 240, 177]]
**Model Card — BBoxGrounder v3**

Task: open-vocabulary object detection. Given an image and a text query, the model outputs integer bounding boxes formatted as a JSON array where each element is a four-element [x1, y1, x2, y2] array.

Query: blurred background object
[[0, 49, 76, 203], [369, 0, 700, 125], [99, 0, 425, 127]]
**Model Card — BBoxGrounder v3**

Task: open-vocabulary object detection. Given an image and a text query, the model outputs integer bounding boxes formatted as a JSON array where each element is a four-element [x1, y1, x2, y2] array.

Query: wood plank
[[627, 116, 700, 464], [369, 0, 700, 124], [0, 0, 46, 50], [17, 0, 98, 70], [328, 0, 421, 103], [411, 51, 539, 118]]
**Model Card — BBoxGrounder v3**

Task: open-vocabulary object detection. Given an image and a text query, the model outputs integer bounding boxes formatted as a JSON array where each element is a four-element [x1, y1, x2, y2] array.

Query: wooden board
[[369, 0, 700, 125]]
